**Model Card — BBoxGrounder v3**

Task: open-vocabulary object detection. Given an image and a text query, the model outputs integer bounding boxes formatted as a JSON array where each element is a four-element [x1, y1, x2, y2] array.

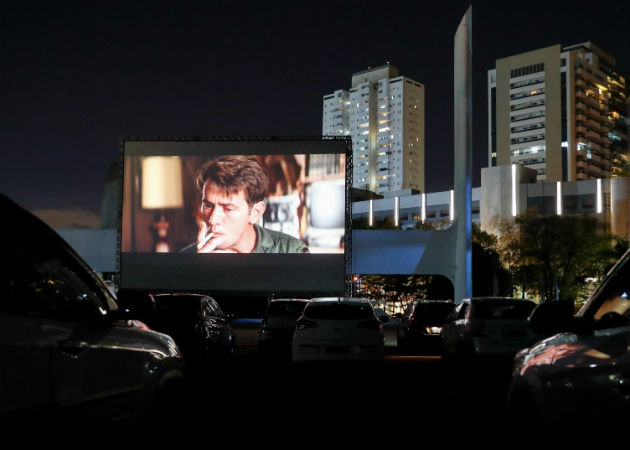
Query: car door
[[204, 296, 234, 357], [441, 301, 469, 353], [34, 255, 147, 419], [0, 296, 54, 417]]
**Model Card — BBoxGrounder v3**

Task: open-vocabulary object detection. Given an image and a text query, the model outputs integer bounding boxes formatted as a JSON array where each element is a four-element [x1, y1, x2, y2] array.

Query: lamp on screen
[[141, 156, 184, 252]]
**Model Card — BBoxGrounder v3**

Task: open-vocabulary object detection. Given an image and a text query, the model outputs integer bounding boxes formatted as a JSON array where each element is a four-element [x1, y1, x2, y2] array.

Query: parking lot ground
[[138, 344, 517, 447]]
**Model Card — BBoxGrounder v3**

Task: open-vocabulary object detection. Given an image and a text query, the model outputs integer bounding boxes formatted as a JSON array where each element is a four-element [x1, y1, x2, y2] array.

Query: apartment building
[[488, 42, 629, 182], [323, 64, 425, 194]]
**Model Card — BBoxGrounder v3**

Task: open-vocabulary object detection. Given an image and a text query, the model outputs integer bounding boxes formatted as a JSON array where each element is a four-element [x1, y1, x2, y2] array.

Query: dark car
[[507, 249, 630, 440], [398, 299, 455, 353], [259, 298, 310, 354], [440, 297, 538, 361], [0, 194, 186, 439], [147, 293, 236, 368]]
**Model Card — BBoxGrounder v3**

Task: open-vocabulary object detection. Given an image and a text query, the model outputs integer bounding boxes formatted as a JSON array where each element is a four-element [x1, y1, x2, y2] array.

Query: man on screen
[[180, 155, 309, 254]]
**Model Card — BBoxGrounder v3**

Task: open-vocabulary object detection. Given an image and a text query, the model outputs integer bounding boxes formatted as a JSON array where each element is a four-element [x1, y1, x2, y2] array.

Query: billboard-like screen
[[120, 138, 350, 294]]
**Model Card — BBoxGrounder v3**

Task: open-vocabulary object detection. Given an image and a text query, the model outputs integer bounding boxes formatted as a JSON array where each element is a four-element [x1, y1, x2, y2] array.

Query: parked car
[[291, 297, 385, 363], [373, 307, 400, 347], [146, 293, 236, 367], [0, 194, 186, 439], [506, 249, 630, 438], [440, 297, 537, 361], [259, 298, 310, 353], [398, 299, 454, 353]]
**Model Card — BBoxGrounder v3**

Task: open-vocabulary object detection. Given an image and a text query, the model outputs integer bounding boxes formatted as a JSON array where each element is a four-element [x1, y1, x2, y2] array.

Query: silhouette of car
[[259, 298, 310, 353], [440, 297, 537, 361], [398, 299, 454, 353], [291, 297, 385, 363], [0, 194, 186, 439], [507, 249, 630, 440], [147, 293, 236, 368]]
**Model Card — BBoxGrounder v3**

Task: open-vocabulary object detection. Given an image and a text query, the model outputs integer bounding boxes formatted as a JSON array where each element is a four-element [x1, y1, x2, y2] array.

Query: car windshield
[[472, 300, 535, 320], [580, 252, 630, 321], [413, 303, 454, 322], [267, 302, 308, 317], [155, 296, 200, 316], [304, 303, 374, 320]]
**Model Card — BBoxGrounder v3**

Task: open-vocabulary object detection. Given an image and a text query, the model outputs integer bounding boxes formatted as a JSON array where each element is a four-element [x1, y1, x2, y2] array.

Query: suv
[[398, 299, 455, 353], [259, 298, 310, 353], [148, 292, 235, 367], [0, 194, 186, 438]]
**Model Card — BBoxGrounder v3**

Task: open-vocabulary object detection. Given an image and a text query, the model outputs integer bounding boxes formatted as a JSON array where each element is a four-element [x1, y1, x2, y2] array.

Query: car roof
[[463, 297, 525, 302], [415, 299, 454, 303], [269, 298, 310, 303], [310, 296, 370, 303]]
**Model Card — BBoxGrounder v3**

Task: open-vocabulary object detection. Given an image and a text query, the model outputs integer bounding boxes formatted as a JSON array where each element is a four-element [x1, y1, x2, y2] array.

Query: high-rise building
[[323, 64, 425, 194], [488, 42, 629, 182]]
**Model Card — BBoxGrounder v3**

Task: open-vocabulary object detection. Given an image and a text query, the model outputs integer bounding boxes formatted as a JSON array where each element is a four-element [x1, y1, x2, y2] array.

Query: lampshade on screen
[[141, 156, 184, 209]]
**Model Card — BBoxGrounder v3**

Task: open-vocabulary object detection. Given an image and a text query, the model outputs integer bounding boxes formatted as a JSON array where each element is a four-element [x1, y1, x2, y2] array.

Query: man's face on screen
[[200, 183, 257, 252]]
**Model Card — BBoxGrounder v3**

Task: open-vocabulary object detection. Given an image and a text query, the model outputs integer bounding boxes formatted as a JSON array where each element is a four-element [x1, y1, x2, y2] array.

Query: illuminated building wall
[[488, 42, 629, 183], [323, 64, 425, 194]]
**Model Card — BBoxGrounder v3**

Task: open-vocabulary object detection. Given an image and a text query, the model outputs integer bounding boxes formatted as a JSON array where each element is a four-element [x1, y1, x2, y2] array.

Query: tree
[[515, 211, 618, 303], [472, 223, 512, 296]]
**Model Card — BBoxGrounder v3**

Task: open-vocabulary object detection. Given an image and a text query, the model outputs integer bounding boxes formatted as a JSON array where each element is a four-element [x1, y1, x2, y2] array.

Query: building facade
[[323, 64, 425, 194], [488, 42, 629, 183], [352, 171, 630, 243]]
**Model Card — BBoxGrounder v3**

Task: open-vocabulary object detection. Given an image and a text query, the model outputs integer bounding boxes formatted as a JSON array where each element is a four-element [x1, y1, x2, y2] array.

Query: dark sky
[[1, 0, 628, 215]]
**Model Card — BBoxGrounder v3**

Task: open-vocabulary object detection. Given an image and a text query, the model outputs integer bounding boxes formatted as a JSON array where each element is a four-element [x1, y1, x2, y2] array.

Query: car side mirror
[[528, 300, 575, 336]]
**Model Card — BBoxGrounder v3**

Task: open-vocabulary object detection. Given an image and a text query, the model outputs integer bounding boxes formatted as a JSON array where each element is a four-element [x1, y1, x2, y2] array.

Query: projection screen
[[119, 138, 350, 295]]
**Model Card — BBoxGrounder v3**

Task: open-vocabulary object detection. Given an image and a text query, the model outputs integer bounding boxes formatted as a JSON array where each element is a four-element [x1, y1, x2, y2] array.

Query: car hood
[[514, 326, 629, 377], [115, 320, 183, 359]]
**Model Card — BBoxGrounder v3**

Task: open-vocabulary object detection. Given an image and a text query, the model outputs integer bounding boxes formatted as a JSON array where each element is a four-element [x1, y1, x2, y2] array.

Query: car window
[[267, 301, 308, 317], [581, 254, 630, 322], [458, 302, 469, 319], [206, 297, 226, 318], [412, 303, 455, 321], [304, 303, 374, 320], [446, 303, 464, 321], [472, 301, 535, 320], [0, 229, 110, 320]]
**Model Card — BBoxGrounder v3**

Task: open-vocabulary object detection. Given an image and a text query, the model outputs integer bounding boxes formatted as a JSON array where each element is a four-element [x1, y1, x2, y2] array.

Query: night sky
[[1, 0, 628, 223]]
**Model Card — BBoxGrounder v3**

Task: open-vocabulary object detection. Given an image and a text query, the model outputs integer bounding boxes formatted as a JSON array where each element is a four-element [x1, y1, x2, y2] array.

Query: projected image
[[123, 153, 344, 254], [120, 139, 348, 294]]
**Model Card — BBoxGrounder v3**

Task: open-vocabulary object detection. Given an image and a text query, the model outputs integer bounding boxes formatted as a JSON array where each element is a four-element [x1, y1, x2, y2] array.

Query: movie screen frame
[[119, 138, 351, 296]]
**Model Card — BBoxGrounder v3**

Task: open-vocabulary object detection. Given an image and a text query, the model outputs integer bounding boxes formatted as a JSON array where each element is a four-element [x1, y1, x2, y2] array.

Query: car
[[398, 299, 455, 353], [291, 297, 385, 363], [146, 293, 236, 368], [259, 298, 310, 353], [373, 307, 400, 347], [440, 297, 538, 361], [506, 249, 630, 439], [0, 194, 186, 439]]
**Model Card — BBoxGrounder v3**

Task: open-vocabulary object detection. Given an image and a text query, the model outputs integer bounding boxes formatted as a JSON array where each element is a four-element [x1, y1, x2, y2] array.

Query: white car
[[291, 297, 385, 362]]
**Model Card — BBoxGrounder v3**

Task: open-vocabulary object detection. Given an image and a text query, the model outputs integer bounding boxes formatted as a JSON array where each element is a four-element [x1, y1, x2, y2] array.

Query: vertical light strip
[[556, 181, 562, 215], [596, 178, 603, 213], [450, 189, 454, 222], [421, 193, 426, 223], [369, 199, 373, 227], [394, 196, 399, 227], [511, 164, 517, 217]]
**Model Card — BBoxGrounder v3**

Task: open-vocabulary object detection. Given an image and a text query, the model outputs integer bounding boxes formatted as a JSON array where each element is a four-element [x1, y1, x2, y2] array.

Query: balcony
[[587, 164, 603, 177]]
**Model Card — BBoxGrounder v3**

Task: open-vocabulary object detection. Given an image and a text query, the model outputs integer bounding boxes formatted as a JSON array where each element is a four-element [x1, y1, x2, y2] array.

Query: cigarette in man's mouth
[[197, 232, 215, 250]]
